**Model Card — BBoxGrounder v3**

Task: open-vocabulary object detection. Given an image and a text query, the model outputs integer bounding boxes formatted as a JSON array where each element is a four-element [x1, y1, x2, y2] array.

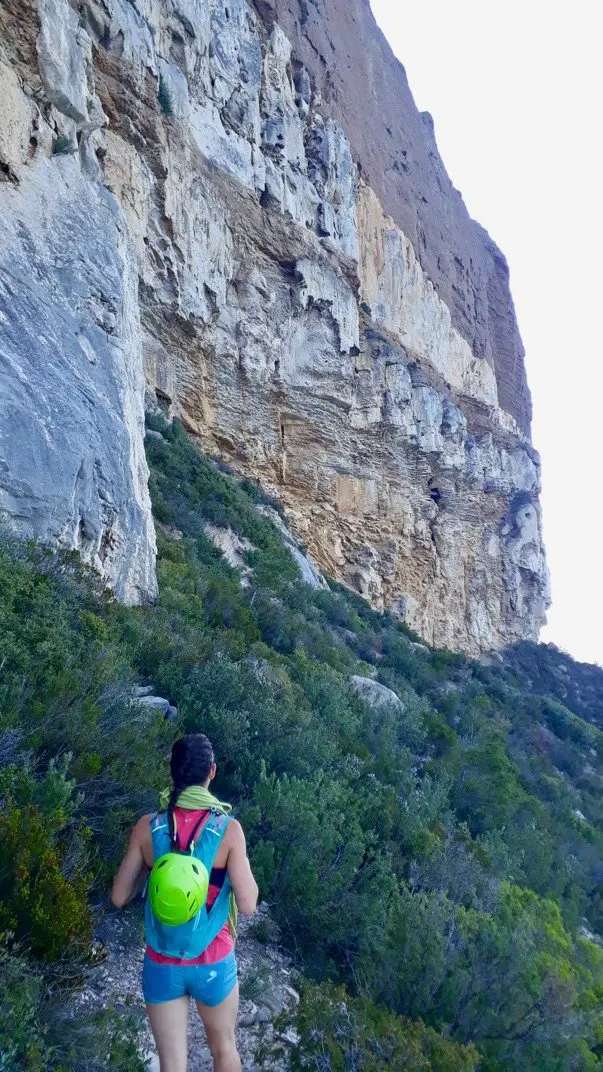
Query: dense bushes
[[140, 421, 603, 1069], [0, 544, 174, 1064], [1, 418, 602, 1069], [0, 761, 92, 960], [267, 981, 480, 1071], [0, 802, 91, 960]]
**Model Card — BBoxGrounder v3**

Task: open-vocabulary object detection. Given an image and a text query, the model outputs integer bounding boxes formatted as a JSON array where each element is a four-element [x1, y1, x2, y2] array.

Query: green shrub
[[269, 981, 480, 1071], [0, 802, 92, 960], [157, 74, 174, 116], [239, 476, 285, 516], [51, 136, 74, 155]]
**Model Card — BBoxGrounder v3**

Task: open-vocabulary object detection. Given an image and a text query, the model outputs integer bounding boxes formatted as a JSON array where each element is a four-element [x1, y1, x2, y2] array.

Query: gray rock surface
[[349, 676, 404, 712], [412, 643, 431, 656], [203, 523, 256, 585], [36, 0, 106, 130], [136, 695, 172, 715], [251, 0, 532, 437], [0, 155, 156, 603]]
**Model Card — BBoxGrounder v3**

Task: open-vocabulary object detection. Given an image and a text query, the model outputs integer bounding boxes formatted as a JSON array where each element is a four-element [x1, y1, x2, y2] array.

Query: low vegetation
[[51, 136, 74, 156], [157, 74, 174, 117], [0, 416, 601, 1069]]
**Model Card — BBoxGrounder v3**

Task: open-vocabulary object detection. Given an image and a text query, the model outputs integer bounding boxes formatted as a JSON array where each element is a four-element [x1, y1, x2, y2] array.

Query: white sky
[[370, 0, 603, 667]]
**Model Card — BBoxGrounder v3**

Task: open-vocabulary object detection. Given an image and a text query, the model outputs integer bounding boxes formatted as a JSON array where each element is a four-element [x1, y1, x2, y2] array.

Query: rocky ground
[[78, 903, 299, 1070]]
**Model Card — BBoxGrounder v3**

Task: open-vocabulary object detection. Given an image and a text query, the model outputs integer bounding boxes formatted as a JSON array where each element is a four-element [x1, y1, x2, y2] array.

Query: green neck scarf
[[159, 784, 232, 815], [158, 784, 237, 940]]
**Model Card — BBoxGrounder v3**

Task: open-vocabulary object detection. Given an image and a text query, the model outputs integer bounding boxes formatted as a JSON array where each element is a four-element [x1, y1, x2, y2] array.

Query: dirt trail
[[78, 904, 298, 1070]]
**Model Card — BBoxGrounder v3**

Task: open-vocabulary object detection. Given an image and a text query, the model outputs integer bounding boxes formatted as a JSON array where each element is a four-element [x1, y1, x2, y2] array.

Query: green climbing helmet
[[149, 852, 210, 926]]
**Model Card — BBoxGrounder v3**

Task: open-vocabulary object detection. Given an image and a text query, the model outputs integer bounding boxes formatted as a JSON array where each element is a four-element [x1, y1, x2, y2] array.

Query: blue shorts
[[142, 952, 238, 1007]]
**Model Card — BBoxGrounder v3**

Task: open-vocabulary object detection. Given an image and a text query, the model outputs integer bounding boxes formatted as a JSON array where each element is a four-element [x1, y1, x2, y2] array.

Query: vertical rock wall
[[0, 0, 549, 651], [0, 0, 157, 601], [251, 0, 533, 438]]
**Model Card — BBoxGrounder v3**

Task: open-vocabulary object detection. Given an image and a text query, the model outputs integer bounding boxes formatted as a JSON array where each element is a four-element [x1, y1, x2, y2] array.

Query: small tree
[[157, 74, 174, 117]]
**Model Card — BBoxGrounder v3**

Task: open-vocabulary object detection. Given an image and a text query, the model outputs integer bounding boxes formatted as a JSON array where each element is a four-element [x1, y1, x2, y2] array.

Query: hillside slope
[[0, 420, 600, 1070]]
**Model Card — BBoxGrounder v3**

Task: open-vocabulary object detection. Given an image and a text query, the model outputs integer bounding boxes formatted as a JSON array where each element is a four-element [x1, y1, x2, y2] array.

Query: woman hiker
[[111, 733, 259, 1072]]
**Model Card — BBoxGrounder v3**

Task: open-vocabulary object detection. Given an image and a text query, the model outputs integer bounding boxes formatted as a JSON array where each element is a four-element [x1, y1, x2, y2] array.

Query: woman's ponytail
[[167, 734, 215, 839]]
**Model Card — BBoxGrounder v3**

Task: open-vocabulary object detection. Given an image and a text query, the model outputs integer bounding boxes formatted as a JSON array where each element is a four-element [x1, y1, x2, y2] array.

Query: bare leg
[[146, 997, 190, 1072], [195, 985, 241, 1072]]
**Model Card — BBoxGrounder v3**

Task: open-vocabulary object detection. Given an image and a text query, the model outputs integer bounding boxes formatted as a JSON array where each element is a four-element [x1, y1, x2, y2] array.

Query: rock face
[[250, 0, 533, 438], [349, 676, 404, 713], [0, 0, 550, 651], [0, 154, 156, 603]]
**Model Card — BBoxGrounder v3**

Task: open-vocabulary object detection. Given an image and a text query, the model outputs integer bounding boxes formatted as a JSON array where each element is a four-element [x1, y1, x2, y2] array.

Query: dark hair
[[168, 734, 215, 834], [170, 733, 215, 794]]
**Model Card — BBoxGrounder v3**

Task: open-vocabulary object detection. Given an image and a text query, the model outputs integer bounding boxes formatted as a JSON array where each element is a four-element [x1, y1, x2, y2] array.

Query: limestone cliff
[[0, 0, 550, 651]]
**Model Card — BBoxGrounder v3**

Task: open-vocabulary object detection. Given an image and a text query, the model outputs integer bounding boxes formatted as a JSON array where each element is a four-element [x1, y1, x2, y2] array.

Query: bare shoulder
[[133, 813, 154, 843], [133, 813, 155, 868], [225, 817, 246, 847]]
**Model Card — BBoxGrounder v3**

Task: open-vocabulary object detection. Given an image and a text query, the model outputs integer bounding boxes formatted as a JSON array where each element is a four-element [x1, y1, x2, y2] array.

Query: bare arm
[[227, 820, 259, 916], [111, 817, 150, 908]]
